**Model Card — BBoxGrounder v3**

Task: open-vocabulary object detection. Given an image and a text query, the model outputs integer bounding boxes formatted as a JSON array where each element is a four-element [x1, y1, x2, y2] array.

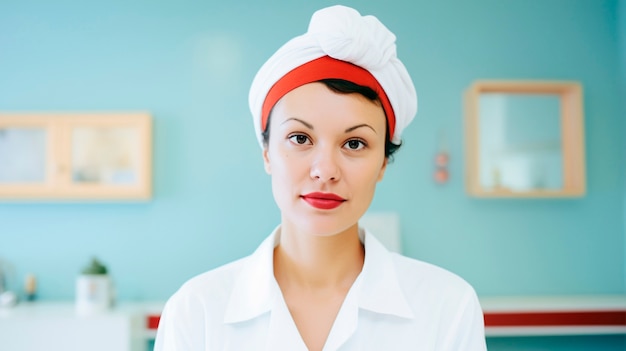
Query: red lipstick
[[301, 192, 346, 210]]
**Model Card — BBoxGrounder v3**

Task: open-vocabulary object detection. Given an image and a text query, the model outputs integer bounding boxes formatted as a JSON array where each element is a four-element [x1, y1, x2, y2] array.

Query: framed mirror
[[464, 81, 585, 198]]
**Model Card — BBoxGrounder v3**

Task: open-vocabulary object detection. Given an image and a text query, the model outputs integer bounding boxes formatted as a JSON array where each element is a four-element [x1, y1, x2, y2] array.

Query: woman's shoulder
[[164, 232, 277, 313], [390, 252, 477, 298], [167, 256, 250, 305], [383, 253, 485, 348]]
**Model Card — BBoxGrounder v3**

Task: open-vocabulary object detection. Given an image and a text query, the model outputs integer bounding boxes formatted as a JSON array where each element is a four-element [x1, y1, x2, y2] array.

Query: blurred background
[[1, 0, 625, 350]]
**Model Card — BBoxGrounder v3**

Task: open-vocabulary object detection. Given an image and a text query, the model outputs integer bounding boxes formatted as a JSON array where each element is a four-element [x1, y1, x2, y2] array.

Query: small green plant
[[81, 257, 108, 275]]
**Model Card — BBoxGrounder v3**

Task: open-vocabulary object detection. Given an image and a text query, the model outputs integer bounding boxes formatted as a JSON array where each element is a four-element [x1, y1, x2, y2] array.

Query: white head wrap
[[249, 5, 417, 147]]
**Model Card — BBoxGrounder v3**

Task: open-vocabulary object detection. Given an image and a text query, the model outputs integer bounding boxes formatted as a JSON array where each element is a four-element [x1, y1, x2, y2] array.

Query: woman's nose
[[310, 147, 340, 182]]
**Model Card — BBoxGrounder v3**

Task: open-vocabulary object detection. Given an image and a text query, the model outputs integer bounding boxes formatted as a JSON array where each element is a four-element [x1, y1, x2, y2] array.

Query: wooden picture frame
[[0, 112, 152, 200]]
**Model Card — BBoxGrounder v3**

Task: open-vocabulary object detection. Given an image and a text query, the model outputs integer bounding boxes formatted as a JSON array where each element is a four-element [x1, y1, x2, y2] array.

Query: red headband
[[261, 56, 396, 138]]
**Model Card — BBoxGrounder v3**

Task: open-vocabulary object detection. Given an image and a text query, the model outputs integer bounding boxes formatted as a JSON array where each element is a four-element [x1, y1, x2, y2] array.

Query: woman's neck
[[273, 223, 365, 290]]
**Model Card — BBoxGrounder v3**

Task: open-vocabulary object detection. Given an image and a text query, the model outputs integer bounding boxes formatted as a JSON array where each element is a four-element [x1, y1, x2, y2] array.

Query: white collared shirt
[[154, 227, 487, 350]]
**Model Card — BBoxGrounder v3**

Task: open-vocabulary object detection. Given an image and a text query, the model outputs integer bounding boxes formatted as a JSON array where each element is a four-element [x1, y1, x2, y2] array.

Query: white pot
[[75, 274, 112, 315]]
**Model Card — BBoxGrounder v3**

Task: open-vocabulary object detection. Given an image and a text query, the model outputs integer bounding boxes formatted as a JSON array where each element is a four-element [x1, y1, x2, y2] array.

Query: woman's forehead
[[272, 83, 386, 128]]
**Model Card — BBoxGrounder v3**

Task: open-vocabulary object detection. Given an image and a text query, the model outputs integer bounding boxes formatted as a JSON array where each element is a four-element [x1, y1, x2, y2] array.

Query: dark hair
[[261, 79, 402, 159]]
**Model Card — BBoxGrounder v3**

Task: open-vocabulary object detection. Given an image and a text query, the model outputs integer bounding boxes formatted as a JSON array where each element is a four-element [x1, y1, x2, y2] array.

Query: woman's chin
[[291, 218, 359, 238]]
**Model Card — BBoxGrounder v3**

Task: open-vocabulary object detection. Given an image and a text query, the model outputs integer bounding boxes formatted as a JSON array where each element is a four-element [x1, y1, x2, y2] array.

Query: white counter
[[0, 301, 162, 351]]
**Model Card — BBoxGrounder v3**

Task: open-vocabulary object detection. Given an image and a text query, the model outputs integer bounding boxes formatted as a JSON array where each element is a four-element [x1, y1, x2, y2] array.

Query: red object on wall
[[434, 168, 449, 183], [433, 151, 449, 184]]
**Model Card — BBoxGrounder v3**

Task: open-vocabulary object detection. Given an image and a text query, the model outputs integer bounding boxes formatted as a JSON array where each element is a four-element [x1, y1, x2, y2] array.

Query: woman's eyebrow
[[281, 117, 313, 129], [345, 124, 377, 134], [281, 119, 376, 134]]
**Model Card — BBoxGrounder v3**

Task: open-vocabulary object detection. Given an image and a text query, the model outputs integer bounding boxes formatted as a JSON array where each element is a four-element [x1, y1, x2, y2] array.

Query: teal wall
[[1, 0, 624, 349], [620, 0, 626, 290]]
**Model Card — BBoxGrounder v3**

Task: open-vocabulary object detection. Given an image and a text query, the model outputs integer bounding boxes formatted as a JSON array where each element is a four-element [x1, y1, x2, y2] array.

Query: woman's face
[[263, 82, 388, 237]]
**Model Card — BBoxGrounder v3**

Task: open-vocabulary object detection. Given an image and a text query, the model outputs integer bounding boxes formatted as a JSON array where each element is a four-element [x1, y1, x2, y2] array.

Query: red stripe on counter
[[484, 311, 626, 327], [147, 315, 161, 330]]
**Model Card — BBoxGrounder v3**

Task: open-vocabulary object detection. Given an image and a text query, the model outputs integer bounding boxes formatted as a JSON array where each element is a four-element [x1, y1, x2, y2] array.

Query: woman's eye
[[288, 134, 311, 145], [344, 139, 365, 150]]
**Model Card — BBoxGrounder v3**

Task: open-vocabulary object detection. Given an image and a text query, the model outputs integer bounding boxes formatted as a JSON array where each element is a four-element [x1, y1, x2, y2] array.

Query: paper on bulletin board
[[360, 212, 401, 253]]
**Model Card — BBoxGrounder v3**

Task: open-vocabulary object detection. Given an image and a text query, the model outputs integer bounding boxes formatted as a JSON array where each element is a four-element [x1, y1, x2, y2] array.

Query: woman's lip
[[301, 192, 346, 210]]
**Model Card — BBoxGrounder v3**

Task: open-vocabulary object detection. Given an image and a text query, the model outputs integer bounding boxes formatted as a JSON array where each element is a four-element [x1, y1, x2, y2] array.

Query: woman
[[155, 5, 486, 351]]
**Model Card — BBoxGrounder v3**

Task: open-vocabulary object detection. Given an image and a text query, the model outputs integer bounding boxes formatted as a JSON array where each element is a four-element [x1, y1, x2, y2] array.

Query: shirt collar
[[223, 225, 414, 324], [223, 226, 281, 324], [357, 227, 414, 319]]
